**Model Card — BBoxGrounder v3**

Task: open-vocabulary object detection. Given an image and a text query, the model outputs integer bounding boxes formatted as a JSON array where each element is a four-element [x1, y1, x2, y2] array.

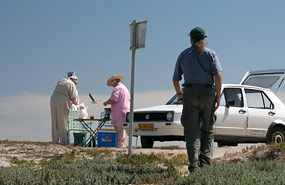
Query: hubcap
[[273, 132, 284, 143]]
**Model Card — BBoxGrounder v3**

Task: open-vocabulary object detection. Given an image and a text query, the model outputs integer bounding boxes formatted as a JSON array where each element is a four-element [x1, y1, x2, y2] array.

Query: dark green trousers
[[181, 84, 216, 172]]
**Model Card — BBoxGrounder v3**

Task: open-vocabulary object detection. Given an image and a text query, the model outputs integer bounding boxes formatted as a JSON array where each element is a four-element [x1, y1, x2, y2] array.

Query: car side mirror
[[227, 100, 235, 107]]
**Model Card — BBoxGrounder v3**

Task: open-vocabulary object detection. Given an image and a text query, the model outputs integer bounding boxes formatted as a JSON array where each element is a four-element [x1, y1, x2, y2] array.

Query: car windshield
[[166, 94, 183, 105]]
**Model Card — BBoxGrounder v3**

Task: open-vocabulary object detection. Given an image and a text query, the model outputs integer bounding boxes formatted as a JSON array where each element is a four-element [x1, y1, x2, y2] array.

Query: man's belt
[[183, 84, 213, 88]]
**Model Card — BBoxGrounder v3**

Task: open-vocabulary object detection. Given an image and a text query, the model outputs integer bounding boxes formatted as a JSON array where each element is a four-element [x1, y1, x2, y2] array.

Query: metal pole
[[128, 20, 136, 155]]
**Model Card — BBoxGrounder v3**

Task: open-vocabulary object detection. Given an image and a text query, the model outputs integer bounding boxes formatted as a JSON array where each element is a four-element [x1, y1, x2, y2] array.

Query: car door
[[215, 87, 248, 136], [240, 69, 285, 92], [244, 89, 276, 137]]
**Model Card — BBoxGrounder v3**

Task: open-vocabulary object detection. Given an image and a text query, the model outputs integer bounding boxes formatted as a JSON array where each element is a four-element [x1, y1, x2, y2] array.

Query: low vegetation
[[164, 160, 285, 185], [0, 158, 179, 184], [0, 140, 284, 184], [0, 139, 52, 146]]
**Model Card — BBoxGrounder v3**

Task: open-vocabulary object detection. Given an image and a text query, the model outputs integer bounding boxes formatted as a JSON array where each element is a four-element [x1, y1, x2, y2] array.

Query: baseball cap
[[67, 71, 78, 80], [188, 27, 207, 39]]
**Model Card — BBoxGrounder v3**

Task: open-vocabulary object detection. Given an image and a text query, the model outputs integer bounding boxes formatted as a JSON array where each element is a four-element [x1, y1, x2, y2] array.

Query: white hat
[[67, 71, 78, 80], [107, 75, 124, 86]]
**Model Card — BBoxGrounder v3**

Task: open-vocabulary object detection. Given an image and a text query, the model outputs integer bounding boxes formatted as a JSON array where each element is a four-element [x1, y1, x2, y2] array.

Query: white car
[[124, 70, 285, 148]]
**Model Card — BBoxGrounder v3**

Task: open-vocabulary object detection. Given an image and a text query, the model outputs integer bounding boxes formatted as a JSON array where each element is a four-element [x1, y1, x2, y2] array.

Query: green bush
[[1, 141, 284, 184], [116, 153, 165, 166], [164, 160, 285, 185], [0, 158, 178, 184], [2, 158, 284, 184]]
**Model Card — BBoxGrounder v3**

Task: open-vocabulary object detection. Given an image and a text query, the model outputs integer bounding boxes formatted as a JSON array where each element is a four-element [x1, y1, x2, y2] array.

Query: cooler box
[[97, 130, 117, 147], [73, 133, 87, 146]]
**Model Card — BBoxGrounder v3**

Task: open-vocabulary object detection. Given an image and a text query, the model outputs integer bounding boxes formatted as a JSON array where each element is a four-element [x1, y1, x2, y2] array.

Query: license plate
[[138, 123, 154, 130]]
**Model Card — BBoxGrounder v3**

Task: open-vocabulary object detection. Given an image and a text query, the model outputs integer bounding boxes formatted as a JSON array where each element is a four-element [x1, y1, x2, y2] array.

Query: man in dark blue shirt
[[173, 27, 223, 172]]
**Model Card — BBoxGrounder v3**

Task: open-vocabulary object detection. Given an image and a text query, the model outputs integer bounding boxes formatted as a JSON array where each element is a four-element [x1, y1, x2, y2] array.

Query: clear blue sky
[[1, 0, 284, 96], [1, 1, 285, 142]]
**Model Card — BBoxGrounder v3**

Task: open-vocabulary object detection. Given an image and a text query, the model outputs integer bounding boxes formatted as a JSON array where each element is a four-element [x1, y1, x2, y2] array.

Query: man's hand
[[214, 96, 220, 111], [177, 93, 183, 101], [173, 80, 182, 101], [71, 98, 78, 105], [214, 74, 222, 111], [103, 102, 108, 106]]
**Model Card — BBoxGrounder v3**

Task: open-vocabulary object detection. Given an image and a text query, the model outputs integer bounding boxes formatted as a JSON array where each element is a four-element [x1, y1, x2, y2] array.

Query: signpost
[[128, 20, 147, 154]]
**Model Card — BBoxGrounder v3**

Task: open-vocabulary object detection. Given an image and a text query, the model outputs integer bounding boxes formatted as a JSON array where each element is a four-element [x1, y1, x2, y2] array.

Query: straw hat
[[107, 75, 124, 86]]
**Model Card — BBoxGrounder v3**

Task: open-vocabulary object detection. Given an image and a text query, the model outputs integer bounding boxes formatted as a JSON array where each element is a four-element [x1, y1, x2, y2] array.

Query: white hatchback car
[[124, 70, 285, 148]]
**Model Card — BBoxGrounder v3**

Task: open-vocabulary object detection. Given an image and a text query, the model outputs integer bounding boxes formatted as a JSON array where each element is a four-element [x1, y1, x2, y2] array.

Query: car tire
[[266, 127, 285, 144], [217, 142, 238, 147], [141, 136, 154, 148]]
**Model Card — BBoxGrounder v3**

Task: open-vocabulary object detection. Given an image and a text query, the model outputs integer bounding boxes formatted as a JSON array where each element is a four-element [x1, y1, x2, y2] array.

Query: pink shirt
[[110, 82, 130, 124]]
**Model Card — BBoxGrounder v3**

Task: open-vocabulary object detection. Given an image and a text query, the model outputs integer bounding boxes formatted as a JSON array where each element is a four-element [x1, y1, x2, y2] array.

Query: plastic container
[[73, 132, 86, 146], [97, 131, 117, 147], [104, 108, 111, 119]]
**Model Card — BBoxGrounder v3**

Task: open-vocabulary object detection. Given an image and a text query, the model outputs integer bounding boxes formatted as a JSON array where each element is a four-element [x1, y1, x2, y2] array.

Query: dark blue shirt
[[173, 45, 223, 85]]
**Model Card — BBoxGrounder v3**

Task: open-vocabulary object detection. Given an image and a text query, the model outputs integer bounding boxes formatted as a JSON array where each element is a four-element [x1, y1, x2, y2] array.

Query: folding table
[[67, 110, 92, 145], [74, 118, 110, 147]]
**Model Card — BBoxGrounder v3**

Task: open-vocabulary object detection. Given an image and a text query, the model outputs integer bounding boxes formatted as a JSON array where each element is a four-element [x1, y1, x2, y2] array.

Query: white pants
[[50, 93, 70, 145], [113, 119, 128, 148]]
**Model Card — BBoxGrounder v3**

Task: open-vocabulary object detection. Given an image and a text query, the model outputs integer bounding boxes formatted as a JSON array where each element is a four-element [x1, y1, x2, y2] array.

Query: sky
[[1, 1, 285, 145]]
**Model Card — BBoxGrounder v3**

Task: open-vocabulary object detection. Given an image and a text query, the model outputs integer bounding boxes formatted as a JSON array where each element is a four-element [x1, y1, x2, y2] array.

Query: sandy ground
[[132, 145, 249, 158], [0, 142, 251, 168]]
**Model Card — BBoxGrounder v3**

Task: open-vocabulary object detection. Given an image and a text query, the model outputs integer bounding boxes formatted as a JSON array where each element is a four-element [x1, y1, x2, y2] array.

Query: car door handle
[[268, 111, 275, 116], [239, 109, 246, 114]]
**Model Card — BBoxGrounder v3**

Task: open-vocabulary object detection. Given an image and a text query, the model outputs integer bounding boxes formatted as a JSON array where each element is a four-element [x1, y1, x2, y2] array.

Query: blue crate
[[97, 131, 117, 147]]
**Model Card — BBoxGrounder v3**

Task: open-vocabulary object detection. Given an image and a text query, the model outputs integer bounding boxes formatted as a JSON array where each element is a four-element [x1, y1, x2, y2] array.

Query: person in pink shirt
[[103, 75, 130, 148]]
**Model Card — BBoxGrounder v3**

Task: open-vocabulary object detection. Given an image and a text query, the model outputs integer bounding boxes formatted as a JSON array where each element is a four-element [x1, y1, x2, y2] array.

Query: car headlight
[[166, 112, 173, 121]]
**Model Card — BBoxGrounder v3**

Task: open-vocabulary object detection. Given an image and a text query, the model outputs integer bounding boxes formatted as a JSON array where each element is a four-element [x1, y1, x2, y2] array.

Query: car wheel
[[217, 142, 238, 147], [266, 127, 285, 144], [141, 136, 154, 148]]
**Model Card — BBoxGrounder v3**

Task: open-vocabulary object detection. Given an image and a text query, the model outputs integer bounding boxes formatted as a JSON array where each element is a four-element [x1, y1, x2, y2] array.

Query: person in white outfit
[[50, 72, 79, 145]]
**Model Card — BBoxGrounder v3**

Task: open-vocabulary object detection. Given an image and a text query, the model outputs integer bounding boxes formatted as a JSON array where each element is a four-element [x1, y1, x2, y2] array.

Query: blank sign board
[[130, 21, 147, 50]]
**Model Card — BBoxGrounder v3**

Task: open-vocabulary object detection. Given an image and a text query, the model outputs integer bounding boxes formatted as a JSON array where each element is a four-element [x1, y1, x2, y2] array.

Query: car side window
[[245, 89, 274, 109], [220, 92, 226, 106], [224, 88, 244, 107]]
